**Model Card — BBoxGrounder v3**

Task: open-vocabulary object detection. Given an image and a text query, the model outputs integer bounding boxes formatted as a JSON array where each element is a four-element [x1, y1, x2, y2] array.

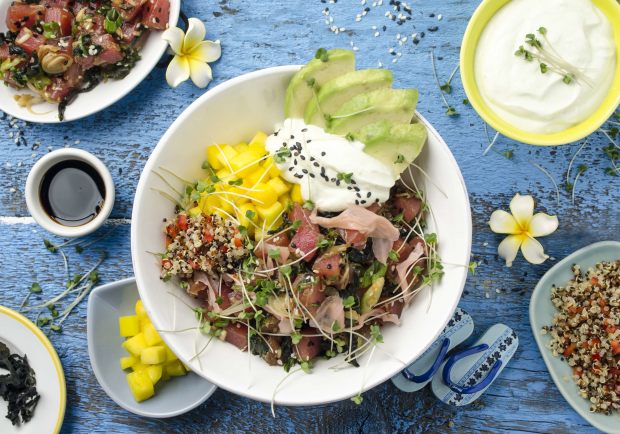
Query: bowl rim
[[131, 64, 472, 405], [0, 0, 181, 124], [460, 0, 620, 146], [529, 240, 620, 433], [86, 277, 217, 418]]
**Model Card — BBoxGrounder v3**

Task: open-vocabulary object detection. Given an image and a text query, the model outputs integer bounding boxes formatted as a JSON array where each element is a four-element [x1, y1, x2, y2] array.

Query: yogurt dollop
[[265, 118, 394, 212], [474, 0, 616, 134]]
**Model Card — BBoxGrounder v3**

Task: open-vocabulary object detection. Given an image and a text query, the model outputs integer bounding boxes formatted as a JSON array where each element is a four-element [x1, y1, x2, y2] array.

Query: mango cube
[[132, 362, 148, 372], [257, 201, 284, 226], [142, 322, 163, 346], [188, 206, 202, 217], [146, 365, 163, 385], [216, 145, 237, 169], [249, 183, 278, 207], [233, 142, 249, 153], [206, 145, 224, 170], [141, 346, 166, 365], [119, 315, 140, 337], [135, 300, 147, 319], [267, 177, 290, 196], [120, 355, 139, 370], [122, 333, 148, 356], [262, 157, 281, 177], [291, 184, 303, 203], [165, 360, 187, 377], [231, 150, 263, 176], [126, 371, 154, 402], [248, 131, 267, 150]]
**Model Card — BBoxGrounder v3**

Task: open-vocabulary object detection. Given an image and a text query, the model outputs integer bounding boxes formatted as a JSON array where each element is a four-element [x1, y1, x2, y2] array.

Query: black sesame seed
[[356, 192, 361, 198], [367, 192, 371, 198], [309, 173, 315, 178], [375, 198, 380, 203], [354, 187, 360, 192], [313, 162, 320, 168], [301, 128, 308, 132], [355, 200, 359, 205], [331, 178, 337, 182], [310, 156, 315, 161], [300, 155, 306, 160], [321, 151, 326, 156], [290, 135, 295, 139], [293, 159, 298, 165], [347, 186, 353, 191], [361, 200, 366, 204], [428, 26, 439, 32], [294, 174, 303, 179], [336, 180, 341, 186], [302, 169, 308, 174], [288, 167, 294, 172]]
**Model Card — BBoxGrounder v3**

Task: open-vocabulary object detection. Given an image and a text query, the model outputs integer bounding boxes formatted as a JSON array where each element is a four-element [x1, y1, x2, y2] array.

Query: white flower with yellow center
[[162, 18, 221, 88], [489, 193, 559, 267]]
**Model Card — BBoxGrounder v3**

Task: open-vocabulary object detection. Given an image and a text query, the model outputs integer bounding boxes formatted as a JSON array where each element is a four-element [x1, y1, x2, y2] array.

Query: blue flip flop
[[431, 323, 519, 406], [391, 308, 474, 392]]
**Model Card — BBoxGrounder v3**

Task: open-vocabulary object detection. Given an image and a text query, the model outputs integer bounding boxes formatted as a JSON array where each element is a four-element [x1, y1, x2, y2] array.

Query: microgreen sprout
[[336, 172, 353, 184], [430, 50, 458, 117], [394, 154, 405, 164], [515, 28, 591, 86]]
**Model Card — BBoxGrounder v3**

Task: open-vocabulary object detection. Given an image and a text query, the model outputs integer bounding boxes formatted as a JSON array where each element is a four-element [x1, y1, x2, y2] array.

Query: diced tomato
[[6, 3, 46, 32], [592, 353, 601, 361], [15, 28, 45, 55], [296, 275, 325, 316], [563, 343, 576, 357], [43, 77, 73, 102], [112, 0, 147, 21], [224, 323, 248, 350], [392, 195, 422, 223], [141, 0, 170, 30], [612, 340, 620, 355], [606, 324, 617, 334], [44, 7, 74, 37], [590, 276, 599, 285], [572, 366, 583, 377], [294, 330, 321, 362], [176, 213, 188, 231], [313, 252, 342, 279], [289, 225, 320, 261], [0, 43, 9, 61]]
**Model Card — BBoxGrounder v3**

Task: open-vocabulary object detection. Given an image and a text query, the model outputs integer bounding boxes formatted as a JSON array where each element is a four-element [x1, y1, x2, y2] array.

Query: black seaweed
[[0, 341, 40, 426]]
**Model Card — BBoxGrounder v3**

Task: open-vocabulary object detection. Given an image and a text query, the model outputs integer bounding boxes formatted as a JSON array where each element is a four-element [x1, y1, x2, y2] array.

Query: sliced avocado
[[284, 49, 356, 119], [304, 69, 393, 128], [326, 88, 418, 136], [353, 119, 427, 180]]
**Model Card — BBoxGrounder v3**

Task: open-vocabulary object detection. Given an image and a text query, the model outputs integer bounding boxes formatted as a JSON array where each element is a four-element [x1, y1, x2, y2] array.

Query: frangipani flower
[[162, 18, 221, 88], [489, 193, 558, 267]]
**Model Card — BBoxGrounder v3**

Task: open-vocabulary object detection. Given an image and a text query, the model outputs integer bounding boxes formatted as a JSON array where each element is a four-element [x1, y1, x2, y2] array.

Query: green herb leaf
[[30, 283, 42, 293], [228, 179, 243, 186], [42, 21, 60, 39], [540, 63, 548, 74], [446, 106, 458, 117], [302, 200, 315, 211], [50, 324, 62, 333], [562, 74, 574, 85], [394, 154, 405, 164], [245, 210, 256, 219], [291, 331, 302, 344], [336, 172, 353, 184], [314, 48, 329, 62], [538, 26, 547, 35], [388, 250, 400, 261], [351, 394, 363, 405], [268, 249, 281, 259], [343, 295, 355, 309]]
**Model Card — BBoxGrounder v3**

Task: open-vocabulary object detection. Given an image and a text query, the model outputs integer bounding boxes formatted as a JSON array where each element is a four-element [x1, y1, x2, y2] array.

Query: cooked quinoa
[[161, 213, 249, 280], [542, 260, 620, 415]]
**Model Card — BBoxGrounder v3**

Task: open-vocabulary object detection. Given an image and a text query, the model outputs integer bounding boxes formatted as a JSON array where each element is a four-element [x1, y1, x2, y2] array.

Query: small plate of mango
[[87, 277, 216, 418]]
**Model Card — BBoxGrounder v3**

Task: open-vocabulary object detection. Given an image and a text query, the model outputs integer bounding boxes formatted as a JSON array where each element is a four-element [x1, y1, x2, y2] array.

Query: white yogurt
[[474, 0, 616, 134], [265, 118, 395, 212]]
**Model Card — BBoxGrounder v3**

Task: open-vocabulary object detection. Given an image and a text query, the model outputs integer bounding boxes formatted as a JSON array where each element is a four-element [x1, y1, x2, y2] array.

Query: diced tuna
[[6, 3, 46, 33], [44, 7, 74, 37], [141, 0, 170, 30]]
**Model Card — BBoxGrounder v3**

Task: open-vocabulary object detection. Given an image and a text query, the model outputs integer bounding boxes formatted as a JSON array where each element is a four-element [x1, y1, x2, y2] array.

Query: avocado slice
[[304, 69, 393, 128], [353, 119, 427, 180], [326, 88, 418, 136], [284, 49, 356, 119]]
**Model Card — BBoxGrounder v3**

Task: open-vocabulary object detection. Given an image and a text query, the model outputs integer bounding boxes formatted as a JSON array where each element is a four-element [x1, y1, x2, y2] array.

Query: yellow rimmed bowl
[[460, 0, 620, 146]]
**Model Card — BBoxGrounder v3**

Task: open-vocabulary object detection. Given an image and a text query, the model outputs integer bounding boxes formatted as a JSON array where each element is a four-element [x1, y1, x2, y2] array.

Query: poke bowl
[[0, 0, 180, 123], [131, 62, 472, 406]]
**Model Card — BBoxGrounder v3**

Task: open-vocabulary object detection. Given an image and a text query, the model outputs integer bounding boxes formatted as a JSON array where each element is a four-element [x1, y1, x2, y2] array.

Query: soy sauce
[[40, 160, 106, 227]]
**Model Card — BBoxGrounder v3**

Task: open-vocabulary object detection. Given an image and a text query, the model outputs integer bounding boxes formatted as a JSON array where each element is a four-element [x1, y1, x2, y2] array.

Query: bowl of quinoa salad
[[530, 241, 620, 433]]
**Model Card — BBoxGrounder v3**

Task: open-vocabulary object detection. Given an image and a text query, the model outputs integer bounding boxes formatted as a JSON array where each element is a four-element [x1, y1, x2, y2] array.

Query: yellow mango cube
[[249, 183, 278, 207], [188, 206, 202, 217], [215, 168, 231, 180], [267, 177, 290, 196], [234, 142, 249, 153], [216, 145, 237, 169], [122, 333, 148, 357], [141, 346, 166, 365], [291, 184, 303, 203], [165, 347, 178, 363], [146, 365, 163, 385], [248, 131, 267, 150], [119, 315, 140, 337], [279, 194, 292, 210], [161, 369, 170, 382], [230, 150, 263, 176], [237, 203, 258, 228], [135, 300, 147, 319], [120, 355, 139, 370], [142, 322, 163, 346], [165, 360, 187, 377], [126, 371, 154, 402], [132, 362, 148, 372], [207, 145, 224, 170], [257, 201, 284, 226], [262, 157, 282, 177]]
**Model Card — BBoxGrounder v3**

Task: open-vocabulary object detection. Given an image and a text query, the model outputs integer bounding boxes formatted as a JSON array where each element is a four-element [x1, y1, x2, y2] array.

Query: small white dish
[[25, 148, 115, 238], [131, 65, 473, 406], [0, 306, 66, 434], [530, 241, 620, 434], [0, 1, 180, 123], [87, 277, 216, 418]]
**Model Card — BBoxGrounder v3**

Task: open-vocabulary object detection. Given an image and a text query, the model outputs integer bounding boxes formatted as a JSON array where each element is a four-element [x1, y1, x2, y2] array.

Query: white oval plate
[[131, 65, 472, 406], [0, 0, 180, 123], [0, 306, 66, 434]]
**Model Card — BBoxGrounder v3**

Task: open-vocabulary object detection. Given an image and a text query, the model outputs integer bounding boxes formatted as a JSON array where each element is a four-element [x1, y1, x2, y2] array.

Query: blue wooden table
[[1, 0, 618, 432]]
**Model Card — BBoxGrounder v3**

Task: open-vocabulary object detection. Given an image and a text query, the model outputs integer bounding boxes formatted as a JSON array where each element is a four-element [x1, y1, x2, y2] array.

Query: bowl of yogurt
[[460, 0, 620, 146]]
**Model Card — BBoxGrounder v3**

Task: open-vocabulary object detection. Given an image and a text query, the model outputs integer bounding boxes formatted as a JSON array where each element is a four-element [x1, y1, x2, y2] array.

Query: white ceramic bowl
[[25, 148, 115, 238], [0, 0, 180, 123], [131, 65, 472, 406]]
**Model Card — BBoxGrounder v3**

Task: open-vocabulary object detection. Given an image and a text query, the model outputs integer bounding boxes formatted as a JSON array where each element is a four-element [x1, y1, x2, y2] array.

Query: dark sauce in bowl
[[40, 160, 106, 227]]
